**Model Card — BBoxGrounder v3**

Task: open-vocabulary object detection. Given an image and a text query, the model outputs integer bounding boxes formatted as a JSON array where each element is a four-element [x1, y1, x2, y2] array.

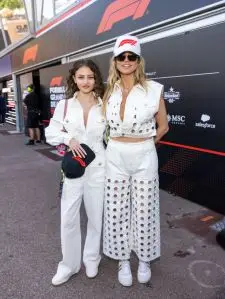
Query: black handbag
[[61, 143, 96, 179]]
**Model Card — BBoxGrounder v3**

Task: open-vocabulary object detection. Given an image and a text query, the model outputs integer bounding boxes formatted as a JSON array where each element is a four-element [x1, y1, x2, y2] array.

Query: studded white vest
[[106, 80, 163, 138]]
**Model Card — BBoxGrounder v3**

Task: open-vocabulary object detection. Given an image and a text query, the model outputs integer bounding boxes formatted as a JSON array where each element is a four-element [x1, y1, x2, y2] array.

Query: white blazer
[[45, 93, 106, 156]]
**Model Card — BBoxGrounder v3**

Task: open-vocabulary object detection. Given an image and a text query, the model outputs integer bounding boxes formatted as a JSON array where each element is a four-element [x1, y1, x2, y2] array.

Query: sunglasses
[[116, 53, 139, 62]]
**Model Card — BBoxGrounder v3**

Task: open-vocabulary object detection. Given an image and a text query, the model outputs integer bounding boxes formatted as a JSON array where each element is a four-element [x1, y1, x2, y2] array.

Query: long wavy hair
[[65, 59, 105, 99], [102, 56, 147, 114]]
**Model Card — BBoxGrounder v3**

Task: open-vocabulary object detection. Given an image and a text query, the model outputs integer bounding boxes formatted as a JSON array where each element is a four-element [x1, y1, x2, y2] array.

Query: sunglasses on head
[[116, 53, 139, 62]]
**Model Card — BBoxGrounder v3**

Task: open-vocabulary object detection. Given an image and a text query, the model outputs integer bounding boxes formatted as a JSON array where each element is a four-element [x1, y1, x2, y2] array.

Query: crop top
[[106, 80, 163, 138]]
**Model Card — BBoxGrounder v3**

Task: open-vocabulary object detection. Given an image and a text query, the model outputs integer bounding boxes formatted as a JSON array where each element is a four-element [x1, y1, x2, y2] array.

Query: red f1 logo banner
[[97, 0, 151, 35], [50, 76, 63, 87], [22, 44, 39, 65]]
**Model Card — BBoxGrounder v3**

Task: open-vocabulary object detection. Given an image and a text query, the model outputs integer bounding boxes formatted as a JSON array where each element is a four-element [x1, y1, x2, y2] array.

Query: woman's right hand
[[69, 138, 87, 158]]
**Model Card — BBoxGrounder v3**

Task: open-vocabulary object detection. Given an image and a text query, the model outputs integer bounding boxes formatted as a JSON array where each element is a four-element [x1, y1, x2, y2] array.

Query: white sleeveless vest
[[106, 80, 163, 138]]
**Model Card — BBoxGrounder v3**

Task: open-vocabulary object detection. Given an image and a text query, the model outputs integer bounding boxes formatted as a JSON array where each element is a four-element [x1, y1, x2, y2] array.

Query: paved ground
[[0, 124, 225, 299]]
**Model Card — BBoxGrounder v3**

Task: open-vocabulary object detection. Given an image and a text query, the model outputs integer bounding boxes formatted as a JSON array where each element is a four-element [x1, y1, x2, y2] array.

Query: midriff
[[111, 136, 151, 143]]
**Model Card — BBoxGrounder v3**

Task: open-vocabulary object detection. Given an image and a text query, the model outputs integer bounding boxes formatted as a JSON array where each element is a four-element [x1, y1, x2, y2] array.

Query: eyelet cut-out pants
[[103, 138, 160, 262]]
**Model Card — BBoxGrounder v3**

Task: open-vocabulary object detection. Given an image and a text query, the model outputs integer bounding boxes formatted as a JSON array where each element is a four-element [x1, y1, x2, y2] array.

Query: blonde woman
[[103, 35, 169, 287]]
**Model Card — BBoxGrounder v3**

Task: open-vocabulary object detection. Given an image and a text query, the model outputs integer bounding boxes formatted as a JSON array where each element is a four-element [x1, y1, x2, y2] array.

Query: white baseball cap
[[113, 34, 141, 57]]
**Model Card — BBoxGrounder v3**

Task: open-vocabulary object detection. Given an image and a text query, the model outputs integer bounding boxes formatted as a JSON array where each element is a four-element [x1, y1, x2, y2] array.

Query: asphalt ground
[[0, 124, 225, 299]]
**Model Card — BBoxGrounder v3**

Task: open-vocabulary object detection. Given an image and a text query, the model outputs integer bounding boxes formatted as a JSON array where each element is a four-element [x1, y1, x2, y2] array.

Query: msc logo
[[97, 0, 151, 35], [23, 44, 38, 65], [50, 76, 63, 87], [168, 114, 186, 125]]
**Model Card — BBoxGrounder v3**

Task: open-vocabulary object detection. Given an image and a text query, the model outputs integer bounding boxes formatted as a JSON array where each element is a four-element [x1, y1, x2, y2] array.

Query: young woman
[[45, 59, 106, 286], [103, 35, 169, 287]]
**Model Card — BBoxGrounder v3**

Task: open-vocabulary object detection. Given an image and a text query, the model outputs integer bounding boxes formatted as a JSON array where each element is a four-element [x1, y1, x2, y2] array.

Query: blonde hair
[[102, 56, 147, 114]]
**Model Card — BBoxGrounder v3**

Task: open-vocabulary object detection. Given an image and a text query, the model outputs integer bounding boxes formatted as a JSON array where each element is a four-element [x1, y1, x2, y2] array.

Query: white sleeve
[[45, 100, 73, 146]]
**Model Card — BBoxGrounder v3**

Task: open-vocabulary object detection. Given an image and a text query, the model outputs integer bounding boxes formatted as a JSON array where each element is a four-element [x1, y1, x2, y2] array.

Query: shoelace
[[119, 261, 130, 270], [139, 262, 150, 271]]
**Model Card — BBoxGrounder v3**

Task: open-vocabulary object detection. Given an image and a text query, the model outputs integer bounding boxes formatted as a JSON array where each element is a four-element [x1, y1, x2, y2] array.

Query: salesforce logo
[[168, 114, 186, 125], [201, 114, 210, 122], [195, 114, 216, 129]]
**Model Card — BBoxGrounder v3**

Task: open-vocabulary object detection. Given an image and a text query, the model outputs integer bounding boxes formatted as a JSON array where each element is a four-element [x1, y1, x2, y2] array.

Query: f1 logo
[[23, 44, 38, 64], [50, 76, 63, 87], [119, 39, 137, 47], [97, 0, 151, 35]]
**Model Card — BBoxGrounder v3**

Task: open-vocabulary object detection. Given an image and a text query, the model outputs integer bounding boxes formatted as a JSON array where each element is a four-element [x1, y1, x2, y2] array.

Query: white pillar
[[12, 73, 23, 132]]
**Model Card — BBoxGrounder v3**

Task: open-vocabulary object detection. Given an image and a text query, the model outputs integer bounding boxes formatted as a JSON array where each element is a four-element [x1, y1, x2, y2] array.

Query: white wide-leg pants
[[103, 139, 160, 262], [55, 156, 105, 277]]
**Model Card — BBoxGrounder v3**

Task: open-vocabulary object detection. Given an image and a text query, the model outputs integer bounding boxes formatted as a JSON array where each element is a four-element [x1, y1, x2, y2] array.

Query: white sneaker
[[137, 261, 151, 283], [52, 271, 75, 286], [85, 264, 98, 278], [118, 260, 132, 287]]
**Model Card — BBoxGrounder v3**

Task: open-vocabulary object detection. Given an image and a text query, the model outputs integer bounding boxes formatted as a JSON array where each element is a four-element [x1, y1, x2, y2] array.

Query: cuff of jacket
[[63, 133, 73, 146]]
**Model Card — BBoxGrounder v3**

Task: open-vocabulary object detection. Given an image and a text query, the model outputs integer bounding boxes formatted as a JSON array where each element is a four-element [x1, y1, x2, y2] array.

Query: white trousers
[[55, 154, 105, 277], [103, 139, 160, 262]]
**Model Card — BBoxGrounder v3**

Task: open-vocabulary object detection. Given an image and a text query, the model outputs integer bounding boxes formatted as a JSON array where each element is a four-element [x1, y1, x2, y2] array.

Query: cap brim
[[114, 50, 140, 57]]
